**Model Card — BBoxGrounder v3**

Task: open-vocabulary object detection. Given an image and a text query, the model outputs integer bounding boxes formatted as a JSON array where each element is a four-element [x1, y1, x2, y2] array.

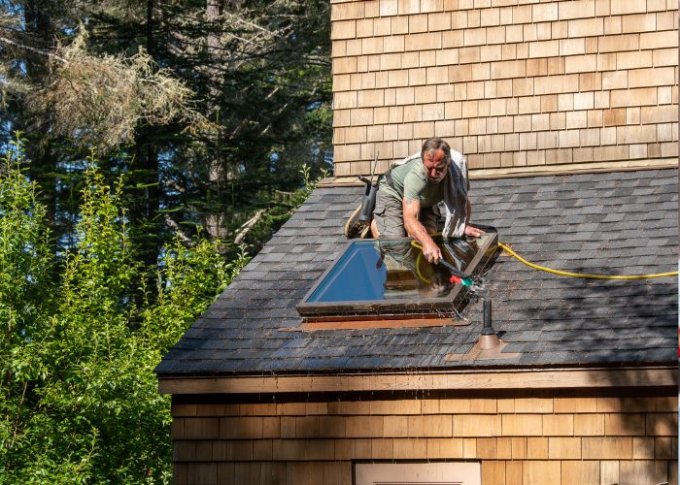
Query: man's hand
[[403, 198, 442, 263], [422, 239, 442, 263], [464, 225, 485, 238]]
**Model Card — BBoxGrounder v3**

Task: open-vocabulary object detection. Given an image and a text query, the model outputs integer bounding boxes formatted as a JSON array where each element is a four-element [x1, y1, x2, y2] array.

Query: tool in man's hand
[[344, 152, 380, 239], [436, 258, 474, 287], [411, 239, 476, 288], [357, 152, 380, 224]]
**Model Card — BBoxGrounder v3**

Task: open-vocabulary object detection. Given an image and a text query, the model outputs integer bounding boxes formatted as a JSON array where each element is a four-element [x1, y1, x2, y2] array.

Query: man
[[370, 137, 483, 263]]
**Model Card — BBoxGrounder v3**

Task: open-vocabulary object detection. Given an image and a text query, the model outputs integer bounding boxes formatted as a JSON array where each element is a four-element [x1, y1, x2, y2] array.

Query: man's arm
[[403, 198, 442, 263]]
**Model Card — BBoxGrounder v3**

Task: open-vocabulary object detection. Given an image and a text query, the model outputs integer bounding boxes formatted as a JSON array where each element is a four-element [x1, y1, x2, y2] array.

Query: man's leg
[[372, 192, 420, 282], [371, 191, 405, 239]]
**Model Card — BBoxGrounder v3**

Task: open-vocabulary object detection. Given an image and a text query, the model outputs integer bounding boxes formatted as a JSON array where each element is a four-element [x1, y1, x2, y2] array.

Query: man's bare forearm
[[405, 217, 441, 262], [403, 198, 441, 262], [404, 216, 435, 246]]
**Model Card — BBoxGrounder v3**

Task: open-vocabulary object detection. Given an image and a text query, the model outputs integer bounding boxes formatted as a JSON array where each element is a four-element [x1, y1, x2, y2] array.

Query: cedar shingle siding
[[330, 0, 678, 176], [172, 392, 677, 484]]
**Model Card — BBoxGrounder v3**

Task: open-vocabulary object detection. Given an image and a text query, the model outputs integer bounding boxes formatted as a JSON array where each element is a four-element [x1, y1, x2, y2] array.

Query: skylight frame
[[297, 232, 498, 319]]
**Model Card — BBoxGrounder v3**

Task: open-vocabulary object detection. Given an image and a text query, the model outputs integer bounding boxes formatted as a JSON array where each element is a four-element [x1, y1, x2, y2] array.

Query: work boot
[[344, 203, 370, 239]]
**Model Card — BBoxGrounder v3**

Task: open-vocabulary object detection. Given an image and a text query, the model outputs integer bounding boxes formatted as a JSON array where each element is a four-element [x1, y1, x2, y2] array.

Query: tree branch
[[234, 209, 264, 244], [0, 36, 68, 64], [164, 215, 193, 245]]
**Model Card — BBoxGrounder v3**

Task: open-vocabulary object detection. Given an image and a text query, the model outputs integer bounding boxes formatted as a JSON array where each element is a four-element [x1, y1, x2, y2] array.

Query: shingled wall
[[330, 0, 678, 177], [171, 390, 677, 485]]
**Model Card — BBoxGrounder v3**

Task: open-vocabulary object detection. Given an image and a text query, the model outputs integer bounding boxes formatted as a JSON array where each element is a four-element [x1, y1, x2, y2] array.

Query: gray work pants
[[373, 190, 439, 238]]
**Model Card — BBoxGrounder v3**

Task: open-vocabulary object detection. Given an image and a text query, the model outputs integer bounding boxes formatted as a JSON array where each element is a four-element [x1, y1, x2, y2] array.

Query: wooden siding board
[[172, 392, 677, 483], [329, 1, 677, 177], [160, 367, 678, 395]]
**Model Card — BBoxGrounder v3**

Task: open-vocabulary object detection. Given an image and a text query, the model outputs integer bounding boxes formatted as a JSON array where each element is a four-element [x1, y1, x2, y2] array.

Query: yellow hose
[[498, 242, 678, 280], [414, 251, 431, 284], [408, 240, 432, 284], [410, 239, 678, 281]]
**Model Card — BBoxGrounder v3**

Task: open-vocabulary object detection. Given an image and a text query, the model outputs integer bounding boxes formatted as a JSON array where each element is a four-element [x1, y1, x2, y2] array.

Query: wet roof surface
[[156, 168, 678, 376]]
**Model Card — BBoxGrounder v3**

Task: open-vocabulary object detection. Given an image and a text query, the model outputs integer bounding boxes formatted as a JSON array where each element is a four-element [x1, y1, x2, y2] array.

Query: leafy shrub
[[0, 142, 247, 483]]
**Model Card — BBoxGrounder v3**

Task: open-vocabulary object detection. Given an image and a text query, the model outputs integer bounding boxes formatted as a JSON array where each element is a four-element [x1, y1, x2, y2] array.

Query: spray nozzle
[[438, 259, 474, 287], [449, 275, 474, 287]]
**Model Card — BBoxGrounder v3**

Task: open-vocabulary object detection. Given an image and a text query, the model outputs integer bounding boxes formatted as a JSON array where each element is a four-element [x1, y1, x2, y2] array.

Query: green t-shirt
[[379, 156, 445, 208]]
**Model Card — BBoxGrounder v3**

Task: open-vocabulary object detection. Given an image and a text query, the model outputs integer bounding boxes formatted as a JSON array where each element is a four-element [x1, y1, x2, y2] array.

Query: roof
[[156, 168, 678, 377]]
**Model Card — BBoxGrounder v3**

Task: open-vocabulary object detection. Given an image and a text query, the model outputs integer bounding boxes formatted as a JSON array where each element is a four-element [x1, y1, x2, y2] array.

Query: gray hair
[[421, 137, 451, 163]]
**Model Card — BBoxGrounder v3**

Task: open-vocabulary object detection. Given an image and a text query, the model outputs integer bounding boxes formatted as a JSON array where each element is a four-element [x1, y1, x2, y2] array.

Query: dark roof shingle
[[156, 168, 678, 376]]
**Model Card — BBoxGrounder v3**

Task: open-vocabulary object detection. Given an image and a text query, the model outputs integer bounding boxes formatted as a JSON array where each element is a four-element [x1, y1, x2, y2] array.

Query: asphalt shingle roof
[[156, 168, 678, 376]]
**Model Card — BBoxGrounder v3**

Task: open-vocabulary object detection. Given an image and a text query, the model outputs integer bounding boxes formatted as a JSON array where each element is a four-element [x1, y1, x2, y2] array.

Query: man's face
[[423, 149, 449, 183]]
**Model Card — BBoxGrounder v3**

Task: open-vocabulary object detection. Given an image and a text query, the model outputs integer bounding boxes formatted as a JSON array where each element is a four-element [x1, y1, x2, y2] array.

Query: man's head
[[421, 138, 451, 183]]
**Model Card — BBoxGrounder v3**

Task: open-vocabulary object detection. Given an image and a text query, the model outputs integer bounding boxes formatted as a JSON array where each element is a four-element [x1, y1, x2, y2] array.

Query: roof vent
[[445, 297, 521, 362], [478, 298, 500, 350]]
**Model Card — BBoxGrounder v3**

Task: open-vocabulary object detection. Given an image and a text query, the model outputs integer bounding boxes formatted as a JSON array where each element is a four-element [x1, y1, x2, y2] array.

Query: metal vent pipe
[[479, 298, 501, 350]]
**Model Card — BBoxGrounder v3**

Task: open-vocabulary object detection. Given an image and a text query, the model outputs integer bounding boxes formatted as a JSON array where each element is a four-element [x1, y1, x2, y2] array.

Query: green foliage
[[0, 0, 332, 476], [0, 138, 53, 357], [143, 237, 249, 353], [0, 143, 246, 483], [0, 138, 54, 481], [236, 163, 324, 255]]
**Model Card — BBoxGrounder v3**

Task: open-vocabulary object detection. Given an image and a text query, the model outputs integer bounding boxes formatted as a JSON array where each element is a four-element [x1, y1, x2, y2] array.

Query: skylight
[[297, 232, 498, 319]]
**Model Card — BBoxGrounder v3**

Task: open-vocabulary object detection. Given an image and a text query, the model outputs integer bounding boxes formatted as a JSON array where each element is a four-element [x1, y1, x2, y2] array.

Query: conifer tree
[[0, 0, 332, 262]]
